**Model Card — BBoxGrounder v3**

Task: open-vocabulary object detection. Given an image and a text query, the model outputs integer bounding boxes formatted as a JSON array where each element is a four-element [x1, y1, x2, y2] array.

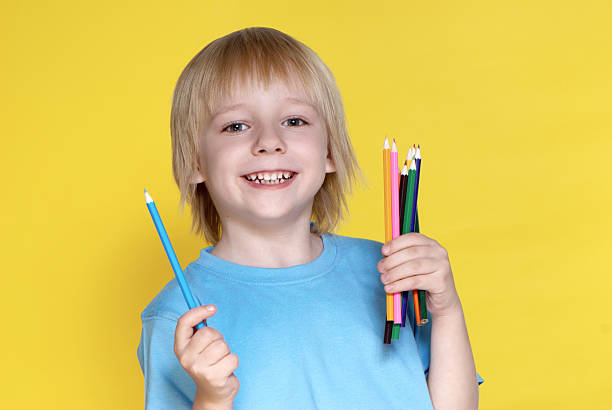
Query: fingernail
[[206, 305, 216, 311]]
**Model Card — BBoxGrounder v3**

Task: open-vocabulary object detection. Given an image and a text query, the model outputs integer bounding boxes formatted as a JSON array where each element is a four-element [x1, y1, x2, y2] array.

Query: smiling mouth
[[242, 170, 296, 185]]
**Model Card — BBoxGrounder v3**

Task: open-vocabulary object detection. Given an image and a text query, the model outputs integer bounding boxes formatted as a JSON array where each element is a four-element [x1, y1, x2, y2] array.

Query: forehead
[[210, 78, 317, 118], [221, 77, 308, 104]]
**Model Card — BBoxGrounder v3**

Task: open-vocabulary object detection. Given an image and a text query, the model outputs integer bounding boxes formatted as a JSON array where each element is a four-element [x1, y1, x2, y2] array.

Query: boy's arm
[[193, 391, 233, 410], [426, 302, 479, 410]]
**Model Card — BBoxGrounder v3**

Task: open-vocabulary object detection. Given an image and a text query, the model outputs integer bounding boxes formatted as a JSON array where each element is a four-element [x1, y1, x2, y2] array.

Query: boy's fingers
[[209, 353, 240, 380], [201, 338, 232, 366], [183, 327, 225, 361], [175, 305, 217, 353], [378, 245, 430, 273], [382, 232, 431, 256], [382, 257, 438, 285]]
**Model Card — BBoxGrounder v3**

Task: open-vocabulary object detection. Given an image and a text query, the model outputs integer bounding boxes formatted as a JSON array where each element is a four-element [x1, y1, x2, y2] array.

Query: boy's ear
[[190, 166, 206, 184], [325, 149, 336, 173]]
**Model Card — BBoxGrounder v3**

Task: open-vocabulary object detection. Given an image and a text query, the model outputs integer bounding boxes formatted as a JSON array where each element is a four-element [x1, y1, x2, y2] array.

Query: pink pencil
[[390, 139, 401, 324]]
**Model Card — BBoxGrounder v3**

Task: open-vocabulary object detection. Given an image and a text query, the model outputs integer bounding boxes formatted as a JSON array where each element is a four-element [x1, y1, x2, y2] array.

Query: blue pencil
[[409, 146, 421, 233], [144, 188, 206, 329]]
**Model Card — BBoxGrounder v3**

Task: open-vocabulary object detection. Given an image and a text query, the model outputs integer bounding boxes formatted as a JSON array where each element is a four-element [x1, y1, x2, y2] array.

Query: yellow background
[[2, 0, 610, 408]]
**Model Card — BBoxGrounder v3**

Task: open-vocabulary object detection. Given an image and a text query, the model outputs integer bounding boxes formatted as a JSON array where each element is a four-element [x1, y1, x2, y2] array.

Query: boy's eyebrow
[[284, 97, 315, 108], [211, 97, 315, 119]]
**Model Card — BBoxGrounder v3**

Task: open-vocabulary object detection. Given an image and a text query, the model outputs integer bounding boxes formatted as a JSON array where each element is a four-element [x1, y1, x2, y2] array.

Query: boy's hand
[[174, 305, 240, 408], [377, 232, 462, 318]]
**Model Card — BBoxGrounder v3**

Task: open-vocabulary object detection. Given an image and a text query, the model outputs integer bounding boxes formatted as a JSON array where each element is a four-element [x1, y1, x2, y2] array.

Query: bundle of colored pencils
[[382, 137, 429, 344]]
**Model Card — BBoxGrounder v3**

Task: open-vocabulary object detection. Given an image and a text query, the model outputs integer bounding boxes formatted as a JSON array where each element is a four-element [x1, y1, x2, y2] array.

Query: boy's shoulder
[[328, 232, 384, 261], [139, 263, 201, 323], [329, 232, 383, 247]]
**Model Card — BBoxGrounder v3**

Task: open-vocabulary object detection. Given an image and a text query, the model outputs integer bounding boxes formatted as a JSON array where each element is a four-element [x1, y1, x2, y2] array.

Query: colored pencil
[[399, 160, 409, 327], [409, 146, 421, 238], [399, 160, 408, 236], [390, 140, 402, 328], [412, 146, 429, 324], [382, 137, 393, 343], [144, 189, 206, 330], [400, 147, 414, 327], [390, 140, 401, 340]]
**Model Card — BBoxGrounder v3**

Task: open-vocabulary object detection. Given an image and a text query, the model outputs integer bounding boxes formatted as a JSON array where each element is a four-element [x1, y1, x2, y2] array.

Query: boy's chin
[[247, 211, 294, 222], [242, 209, 304, 225]]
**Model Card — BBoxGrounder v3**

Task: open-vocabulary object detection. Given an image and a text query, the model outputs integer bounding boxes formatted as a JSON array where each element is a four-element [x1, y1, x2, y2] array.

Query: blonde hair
[[170, 26, 363, 244]]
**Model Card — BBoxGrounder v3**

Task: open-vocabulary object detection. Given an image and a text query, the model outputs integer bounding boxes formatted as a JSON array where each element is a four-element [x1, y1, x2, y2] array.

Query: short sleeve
[[408, 296, 484, 386], [137, 316, 197, 409]]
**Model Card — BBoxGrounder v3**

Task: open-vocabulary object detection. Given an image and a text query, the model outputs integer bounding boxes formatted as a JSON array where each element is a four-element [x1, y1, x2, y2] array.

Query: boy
[[138, 26, 482, 409]]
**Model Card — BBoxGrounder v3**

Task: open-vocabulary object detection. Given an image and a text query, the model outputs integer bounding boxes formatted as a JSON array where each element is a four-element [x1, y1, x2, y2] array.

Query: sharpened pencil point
[[405, 146, 414, 161], [144, 189, 153, 204], [391, 139, 397, 152], [383, 137, 390, 150]]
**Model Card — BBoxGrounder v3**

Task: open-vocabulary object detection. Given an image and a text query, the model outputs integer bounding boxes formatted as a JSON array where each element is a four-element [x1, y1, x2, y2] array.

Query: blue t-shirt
[[137, 233, 483, 409]]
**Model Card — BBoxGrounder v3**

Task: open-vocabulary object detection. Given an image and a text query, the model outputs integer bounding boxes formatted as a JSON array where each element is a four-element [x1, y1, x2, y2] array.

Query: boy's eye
[[223, 123, 249, 133], [282, 117, 307, 127], [222, 118, 307, 133]]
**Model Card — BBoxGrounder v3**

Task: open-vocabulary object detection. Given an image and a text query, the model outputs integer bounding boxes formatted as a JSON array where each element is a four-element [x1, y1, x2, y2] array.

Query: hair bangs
[[199, 35, 320, 119]]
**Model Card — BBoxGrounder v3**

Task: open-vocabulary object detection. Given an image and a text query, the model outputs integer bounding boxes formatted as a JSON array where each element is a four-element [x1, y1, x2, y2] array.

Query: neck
[[210, 218, 324, 268]]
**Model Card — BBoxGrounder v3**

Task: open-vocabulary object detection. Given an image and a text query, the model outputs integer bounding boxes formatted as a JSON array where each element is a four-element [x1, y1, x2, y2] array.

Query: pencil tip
[[383, 137, 390, 149], [144, 189, 153, 203]]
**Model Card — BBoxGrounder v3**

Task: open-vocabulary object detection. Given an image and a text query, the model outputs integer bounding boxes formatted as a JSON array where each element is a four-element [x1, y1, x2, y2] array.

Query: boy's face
[[193, 79, 336, 228]]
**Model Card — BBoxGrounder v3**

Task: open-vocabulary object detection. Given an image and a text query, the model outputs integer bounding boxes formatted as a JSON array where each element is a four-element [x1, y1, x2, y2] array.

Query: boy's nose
[[251, 129, 287, 155]]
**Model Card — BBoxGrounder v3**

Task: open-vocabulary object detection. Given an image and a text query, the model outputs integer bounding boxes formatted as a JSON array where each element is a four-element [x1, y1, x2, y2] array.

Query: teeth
[[245, 171, 295, 181]]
